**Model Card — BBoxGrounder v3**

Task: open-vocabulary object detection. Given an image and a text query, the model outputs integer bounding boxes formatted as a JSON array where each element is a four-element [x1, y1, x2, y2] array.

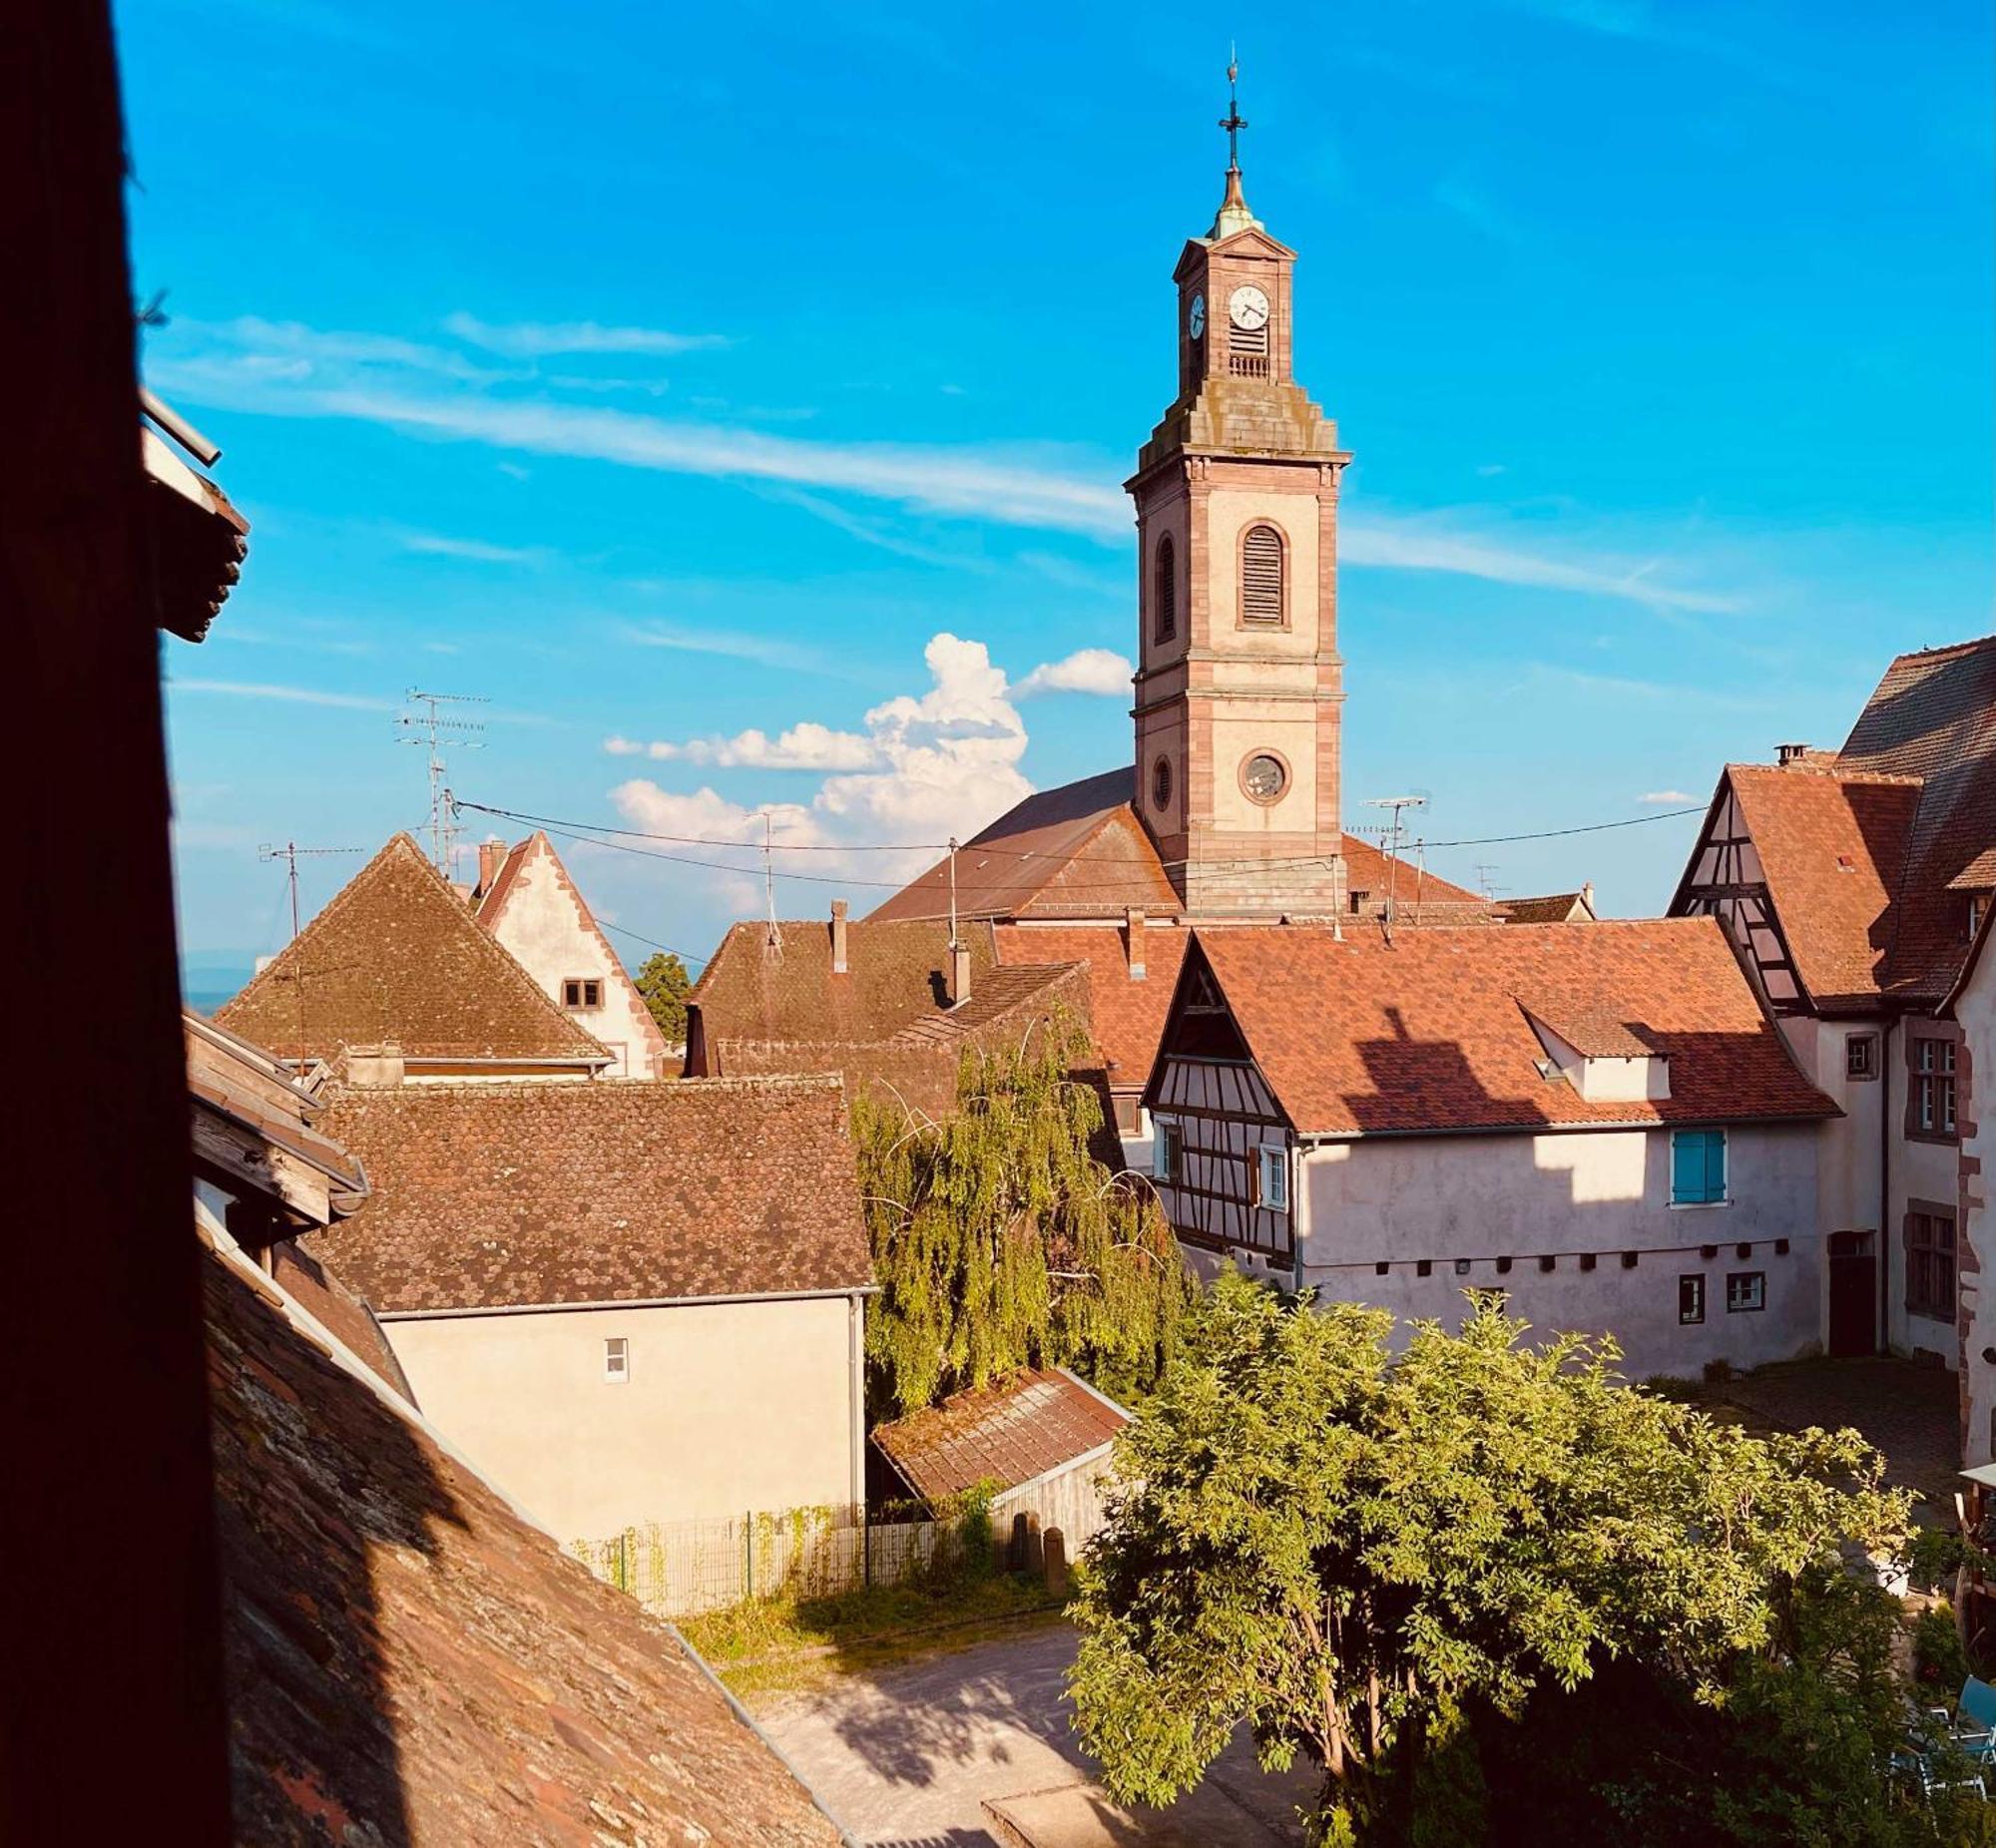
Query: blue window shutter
[[1673, 1133, 1699, 1202], [1706, 1132, 1727, 1201]]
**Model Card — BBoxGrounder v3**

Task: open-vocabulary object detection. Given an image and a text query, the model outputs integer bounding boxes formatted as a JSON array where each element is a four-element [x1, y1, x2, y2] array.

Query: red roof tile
[[315, 1076, 872, 1312], [1184, 918, 1834, 1136], [1725, 763, 1919, 1007], [218, 834, 610, 1067], [871, 1367, 1129, 1504], [204, 1226, 843, 1844], [993, 922, 1191, 1089]]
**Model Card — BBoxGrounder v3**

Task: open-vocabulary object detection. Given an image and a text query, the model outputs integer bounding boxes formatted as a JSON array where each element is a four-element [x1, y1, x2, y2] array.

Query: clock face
[[1188, 293, 1207, 339], [1228, 283, 1270, 331], [1243, 752, 1287, 803]]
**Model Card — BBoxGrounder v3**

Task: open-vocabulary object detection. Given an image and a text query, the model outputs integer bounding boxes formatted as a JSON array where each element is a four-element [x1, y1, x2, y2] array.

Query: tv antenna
[[1361, 794, 1428, 942], [396, 690, 487, 874], [258, 840, 365, 943]]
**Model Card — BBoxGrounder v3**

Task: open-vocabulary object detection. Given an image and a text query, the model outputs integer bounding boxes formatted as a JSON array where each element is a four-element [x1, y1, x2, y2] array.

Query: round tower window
[[1152, 756, 1173, 812], [1242, 751, 1288, 804]]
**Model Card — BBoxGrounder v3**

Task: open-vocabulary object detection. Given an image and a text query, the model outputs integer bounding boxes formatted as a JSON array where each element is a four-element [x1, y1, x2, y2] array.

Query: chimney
[[1580, 881, 1596, 918], [830, 899, 849, 975], [343, 1042, 406, 1088], [1126, 906, 1147, 980], [1775, 742, 1810, 767], [477, 837, 506, 891], [947, 942, 972, 1006]]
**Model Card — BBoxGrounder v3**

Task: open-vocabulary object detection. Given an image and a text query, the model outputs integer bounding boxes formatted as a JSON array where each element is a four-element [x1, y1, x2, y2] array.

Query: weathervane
[[1220, 48, 1248, 174]]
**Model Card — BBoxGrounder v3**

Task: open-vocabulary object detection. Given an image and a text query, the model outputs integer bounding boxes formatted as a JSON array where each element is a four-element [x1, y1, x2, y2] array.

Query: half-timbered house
[[1144, 920, 1836, 1378], [1669, 635, 1996, 1381]]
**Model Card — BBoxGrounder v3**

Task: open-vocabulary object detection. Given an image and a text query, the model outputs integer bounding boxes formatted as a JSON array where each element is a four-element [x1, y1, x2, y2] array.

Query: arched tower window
[[1241, 524, 1285, 626], [1153, 535, 1177, 644]]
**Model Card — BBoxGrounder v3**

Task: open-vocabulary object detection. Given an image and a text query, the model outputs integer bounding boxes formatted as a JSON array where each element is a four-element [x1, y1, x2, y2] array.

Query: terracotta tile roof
[[1339, 833, 1490, 915], [1725, 763, 1919, 1008], [867, 770, 1182, 922], [203, 1222, 843, 1845], [692, 917, 999, 1044], [1495, 891, 1595, 925], [993, 922, 1191, 1090], [1182, 918, 1834, 1136], [268, 1237, 414, 1399], [217, 834, 610, 1068], [1517, 998, 1658, 1059], [315, 1076, 873, 1312], [871, 1367, 1129, 1505], [1838, 635, 1996, 1001]]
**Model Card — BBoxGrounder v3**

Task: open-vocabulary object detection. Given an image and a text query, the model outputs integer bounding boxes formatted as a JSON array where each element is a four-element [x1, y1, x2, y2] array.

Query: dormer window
[[1970, 892, 1990, 940]]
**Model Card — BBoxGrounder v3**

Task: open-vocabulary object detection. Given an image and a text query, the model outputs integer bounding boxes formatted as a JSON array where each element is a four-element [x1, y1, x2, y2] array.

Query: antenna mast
[[396, 689, 487, 874], [256, 840, 363, 1069], [1361, 795, 1428, 944]]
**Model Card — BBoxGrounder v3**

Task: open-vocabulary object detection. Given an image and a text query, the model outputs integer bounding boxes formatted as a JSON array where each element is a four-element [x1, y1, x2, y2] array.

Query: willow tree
[[853, 1015, 1195, 1419]]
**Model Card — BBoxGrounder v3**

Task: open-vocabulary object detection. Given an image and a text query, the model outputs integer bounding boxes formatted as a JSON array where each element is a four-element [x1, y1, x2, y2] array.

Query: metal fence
[[569, 1504, 962, 1617]]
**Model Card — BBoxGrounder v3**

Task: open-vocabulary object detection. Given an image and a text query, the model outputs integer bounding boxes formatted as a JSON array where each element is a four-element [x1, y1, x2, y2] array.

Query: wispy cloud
[[166, 678, 395, 712], [443, 312, 728, 357], [151, 316, 1751, 613], [616, 619, 833, 676], [606, 721, 878, 770], [1014, 648, 1132, 697], [1639, 788, 1699, 804], [400, 530, 543, 564], [1434, 176, 1524, 246]]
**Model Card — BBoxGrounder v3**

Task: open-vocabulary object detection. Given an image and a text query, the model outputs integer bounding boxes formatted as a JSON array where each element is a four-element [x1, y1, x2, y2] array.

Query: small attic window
[[1970, 892, 1991, 940], [1835, 855, 1856, 873], [562, 978, 603, 1010]]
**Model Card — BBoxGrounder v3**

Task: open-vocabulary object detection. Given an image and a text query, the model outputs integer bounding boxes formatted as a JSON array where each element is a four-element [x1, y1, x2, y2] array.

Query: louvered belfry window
[[1241, 524, 1284, 625], [1154, 534, 1177, 643]]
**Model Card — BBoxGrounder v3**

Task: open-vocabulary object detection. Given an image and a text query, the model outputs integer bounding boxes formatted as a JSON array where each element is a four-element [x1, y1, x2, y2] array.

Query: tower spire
[[1212, 50, 1260, 238]]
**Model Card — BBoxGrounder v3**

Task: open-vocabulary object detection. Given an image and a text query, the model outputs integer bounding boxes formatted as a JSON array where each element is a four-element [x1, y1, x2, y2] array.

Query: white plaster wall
[[1893, 1085, 1963, 1363], [382, 1294, 862, 1543], [1293, 1125, 1822, 1379], [487, 842, 663, 1078], [1958, 969, 1994, 1463]]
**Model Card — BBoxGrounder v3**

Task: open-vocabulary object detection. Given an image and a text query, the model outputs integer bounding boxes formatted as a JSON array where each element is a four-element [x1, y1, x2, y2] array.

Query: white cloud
[[610, 633, 1032, 894], [1638, 789, 1699, 804], [605, 721, 879, 770], [617, 620, 832, 676], [443, 312, 728, 357], [166, 678, 394, 712], [401, 531, 542, 564], [150, 316, 1751, 612], [1014, 648, 1132, 697]]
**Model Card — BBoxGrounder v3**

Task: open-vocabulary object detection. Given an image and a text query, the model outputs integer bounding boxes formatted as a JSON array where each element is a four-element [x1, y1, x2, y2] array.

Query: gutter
[[378, 1282, 881, 1322], [1292, 1112, 1833, 1147]]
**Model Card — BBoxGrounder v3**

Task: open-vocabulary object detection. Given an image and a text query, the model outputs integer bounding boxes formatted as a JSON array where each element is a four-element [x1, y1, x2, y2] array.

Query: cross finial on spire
[[1220, 48, 1248, 175]]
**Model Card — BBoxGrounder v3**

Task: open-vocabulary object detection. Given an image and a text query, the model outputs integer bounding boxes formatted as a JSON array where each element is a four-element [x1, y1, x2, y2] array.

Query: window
[[1580, 1253, 1598, 1272], [1726, 1271, 1765, 1314], [1155, 1120, 1183, 1182], [1348, 889, 1369, 915], [1620, 1251, 1639, 1269], [604, 1336, 630, 1382], [1416, 1259, 1433, 1277], [1153, 535, 1177, 643], [1152, 756, 1173, 814], [1375, 1260, 1390, 1276], [1495, 1256, 1513, 1275], [1845, 1033, 1878, 1082], [1256, 1146, 1288, 1211], [1914, 1038, 1958, 1138], [562, 977, 604, 1010], [1454, 1258, 1471, 1276], [1538, 1255, 1556, 1273], [1241, 524, 1284, 625], [1971, 892, 1990, 940], [1907, 1208, 1957, 1321], [1241, 750, 1289, 805], [1679, 1275, 1706, 1325], [1671, 1129, 1728, 1205]]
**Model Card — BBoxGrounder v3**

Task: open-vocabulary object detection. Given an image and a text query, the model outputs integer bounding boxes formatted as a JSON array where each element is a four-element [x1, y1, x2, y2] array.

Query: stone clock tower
[[1128, 70, 1350, 915]]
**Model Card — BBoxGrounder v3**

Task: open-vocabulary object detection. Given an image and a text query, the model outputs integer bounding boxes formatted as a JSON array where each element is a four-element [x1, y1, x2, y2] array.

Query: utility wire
[[596, 917, 710, 968]]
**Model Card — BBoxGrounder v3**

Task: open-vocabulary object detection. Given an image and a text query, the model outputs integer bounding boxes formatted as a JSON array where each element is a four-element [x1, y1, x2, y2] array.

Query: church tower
[[1128, 67, 1349, 915]]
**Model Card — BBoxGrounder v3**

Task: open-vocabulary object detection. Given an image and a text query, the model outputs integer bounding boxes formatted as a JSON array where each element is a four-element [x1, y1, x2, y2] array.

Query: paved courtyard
[[1688, 1355, 1960, 1514], [757, 1622, 1313, 1848]]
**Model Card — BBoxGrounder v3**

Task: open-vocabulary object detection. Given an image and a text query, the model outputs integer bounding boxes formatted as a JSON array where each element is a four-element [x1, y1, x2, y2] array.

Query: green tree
[[635, 951, 691, 1043], [1068, 1272, 1920, 1846], [853, 1014, 1195, 1419]]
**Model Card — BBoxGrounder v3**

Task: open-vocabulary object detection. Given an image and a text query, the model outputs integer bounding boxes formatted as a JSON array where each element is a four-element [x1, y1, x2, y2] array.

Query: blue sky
[[121, 0, 1993, 979]]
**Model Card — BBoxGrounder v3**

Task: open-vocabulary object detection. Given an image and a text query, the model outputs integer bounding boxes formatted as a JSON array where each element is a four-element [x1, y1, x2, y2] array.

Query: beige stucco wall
[[1957, 967, 1993, 1463], [1291, 1124, 1823, 1379], [486, 840, 663, 1078], [382, 1293, 864, 1543], [1204, 488, 1321, 652]]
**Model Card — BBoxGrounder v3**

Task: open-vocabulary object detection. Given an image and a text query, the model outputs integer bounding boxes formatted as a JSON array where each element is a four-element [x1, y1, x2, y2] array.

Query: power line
[[459, 796, 1707, 893], [596, 917, 710, 968]]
